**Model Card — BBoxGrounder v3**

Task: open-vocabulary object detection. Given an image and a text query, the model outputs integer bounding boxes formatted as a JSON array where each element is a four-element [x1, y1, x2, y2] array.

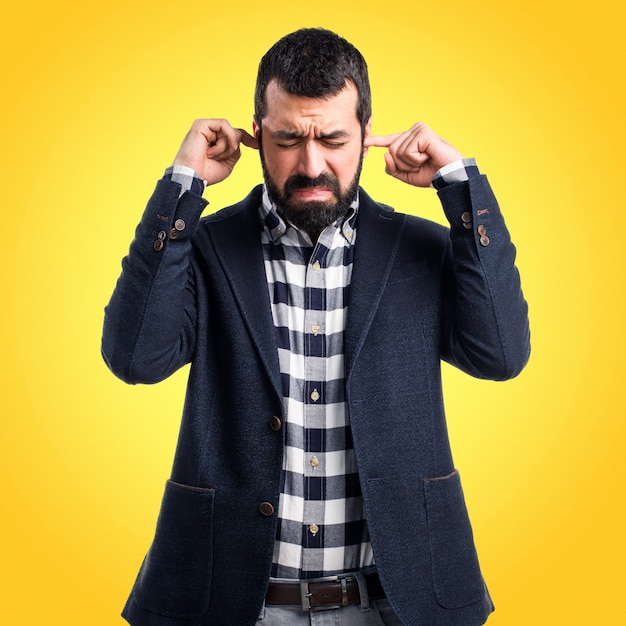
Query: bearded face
[[254, 80, 370, 239]]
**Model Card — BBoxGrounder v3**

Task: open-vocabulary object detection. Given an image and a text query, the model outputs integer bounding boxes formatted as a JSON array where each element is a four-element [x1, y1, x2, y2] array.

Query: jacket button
[[174, 218, 186, 231], [259, 502, 275, 516], [477, 224, 487, 236], [269, 416, 282, 431], [480, 235, 491, 247], [153, 239, 164, 252]]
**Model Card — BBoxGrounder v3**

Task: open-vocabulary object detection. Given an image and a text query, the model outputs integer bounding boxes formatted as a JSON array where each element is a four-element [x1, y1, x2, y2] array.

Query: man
[[102, 28, 530, 626]]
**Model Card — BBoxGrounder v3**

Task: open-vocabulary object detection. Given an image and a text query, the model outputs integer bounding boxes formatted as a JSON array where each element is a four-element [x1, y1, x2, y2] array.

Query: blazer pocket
[[132, 480, 216, 618], [423, 470, 486, 609]]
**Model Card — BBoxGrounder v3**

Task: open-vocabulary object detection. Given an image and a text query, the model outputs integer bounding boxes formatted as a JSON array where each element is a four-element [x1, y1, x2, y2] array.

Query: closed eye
[[271, 129, 351, 149], [275, 140, 348, 149]]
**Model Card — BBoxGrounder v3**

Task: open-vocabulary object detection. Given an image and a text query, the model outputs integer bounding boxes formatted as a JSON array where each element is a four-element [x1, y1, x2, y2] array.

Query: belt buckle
[[299, 574, 355, 611]]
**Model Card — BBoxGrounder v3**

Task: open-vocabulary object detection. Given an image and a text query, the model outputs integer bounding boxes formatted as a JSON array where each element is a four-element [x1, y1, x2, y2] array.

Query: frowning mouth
[[284, 173, 340, 201], [290, 187, 333, 200]]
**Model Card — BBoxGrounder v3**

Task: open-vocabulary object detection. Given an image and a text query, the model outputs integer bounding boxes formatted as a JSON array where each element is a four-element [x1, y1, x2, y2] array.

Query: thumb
[[383, 152, 398, 177]]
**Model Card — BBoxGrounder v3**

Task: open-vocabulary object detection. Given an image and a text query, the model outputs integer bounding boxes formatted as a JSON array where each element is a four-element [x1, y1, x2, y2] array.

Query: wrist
[[432, 158, 480, 190], [164, 165, 207, 197]]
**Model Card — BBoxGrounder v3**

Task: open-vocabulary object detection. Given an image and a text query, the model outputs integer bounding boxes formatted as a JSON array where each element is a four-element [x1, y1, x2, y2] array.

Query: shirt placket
[[301, 243, 328, 572]]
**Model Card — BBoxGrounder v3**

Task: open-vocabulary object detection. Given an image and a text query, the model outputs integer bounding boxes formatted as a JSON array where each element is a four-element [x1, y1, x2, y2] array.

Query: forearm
[[438, 175, 530, 380], [101, 177, 208, 384]]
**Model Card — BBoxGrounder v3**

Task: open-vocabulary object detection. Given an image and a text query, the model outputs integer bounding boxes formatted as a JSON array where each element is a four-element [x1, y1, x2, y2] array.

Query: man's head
[[253, 28, 372, 238], [254, 28, 371, 136]]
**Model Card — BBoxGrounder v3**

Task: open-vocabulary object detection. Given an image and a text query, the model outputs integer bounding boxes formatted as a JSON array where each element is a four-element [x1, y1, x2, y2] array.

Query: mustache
[[284, 172, 341, 196]]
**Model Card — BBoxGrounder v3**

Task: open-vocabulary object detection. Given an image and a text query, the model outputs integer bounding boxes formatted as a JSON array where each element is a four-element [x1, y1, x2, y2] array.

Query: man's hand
[[173, 119, 258, 186], [364, 123, 463, 188]]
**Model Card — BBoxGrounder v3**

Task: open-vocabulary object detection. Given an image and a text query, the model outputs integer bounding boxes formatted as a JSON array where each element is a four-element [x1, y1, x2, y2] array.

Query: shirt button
[[310, 389, 321, 402], [309, 524, 319, 536], [310, 456, 320, 468], [259, 502, 275, 516], [312, 261, 321, 271], [269, 416, 282, 431], [311, 323, 321, 336]]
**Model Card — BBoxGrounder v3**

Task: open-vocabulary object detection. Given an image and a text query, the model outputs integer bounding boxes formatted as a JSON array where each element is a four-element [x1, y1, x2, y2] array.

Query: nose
[[296, 141, 325, 179]]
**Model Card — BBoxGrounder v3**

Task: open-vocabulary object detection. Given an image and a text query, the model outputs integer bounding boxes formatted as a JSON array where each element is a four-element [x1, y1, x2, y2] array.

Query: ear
[[362, 116, 372, 156], [252, 116, 261, 141]]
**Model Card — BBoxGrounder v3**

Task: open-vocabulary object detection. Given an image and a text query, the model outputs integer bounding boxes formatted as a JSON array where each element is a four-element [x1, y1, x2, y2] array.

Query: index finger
[[236, 128, 259, 150], [364, 133, 403, 149]]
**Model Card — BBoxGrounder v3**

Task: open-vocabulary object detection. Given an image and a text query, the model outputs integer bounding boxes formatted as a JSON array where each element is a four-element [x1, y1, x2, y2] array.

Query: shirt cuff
[[431, 158, 480, 190], [164, 165, 207, 197]]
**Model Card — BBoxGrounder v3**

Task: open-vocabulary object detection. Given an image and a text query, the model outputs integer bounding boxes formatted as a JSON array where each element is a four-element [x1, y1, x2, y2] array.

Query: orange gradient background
[[1, 1, 625, 624]]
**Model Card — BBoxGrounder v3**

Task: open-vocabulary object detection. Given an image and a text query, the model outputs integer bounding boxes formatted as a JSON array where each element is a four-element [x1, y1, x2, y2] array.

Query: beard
[[260, 149, 363, 238]]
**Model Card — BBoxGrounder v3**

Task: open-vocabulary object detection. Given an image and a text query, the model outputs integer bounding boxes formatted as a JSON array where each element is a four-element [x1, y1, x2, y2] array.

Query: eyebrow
[[270, 129, 350, 140]]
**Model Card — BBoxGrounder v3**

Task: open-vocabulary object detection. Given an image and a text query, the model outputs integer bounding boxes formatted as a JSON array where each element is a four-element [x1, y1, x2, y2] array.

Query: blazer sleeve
[[437, 175, 530, 380], [101, 178, 209, 384]]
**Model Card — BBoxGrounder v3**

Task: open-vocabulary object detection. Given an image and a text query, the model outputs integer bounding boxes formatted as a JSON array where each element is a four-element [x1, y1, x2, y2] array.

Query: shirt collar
[[259, 185, 359, 246]]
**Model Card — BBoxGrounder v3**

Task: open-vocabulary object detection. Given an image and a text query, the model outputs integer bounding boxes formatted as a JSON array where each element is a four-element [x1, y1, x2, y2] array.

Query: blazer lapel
[[206, 187, 283, 404], [345, 189, 406, 380]]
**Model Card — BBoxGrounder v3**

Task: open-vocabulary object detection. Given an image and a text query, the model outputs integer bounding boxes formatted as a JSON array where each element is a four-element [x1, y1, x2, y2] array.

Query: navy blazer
[[102, 176, 530, 626]]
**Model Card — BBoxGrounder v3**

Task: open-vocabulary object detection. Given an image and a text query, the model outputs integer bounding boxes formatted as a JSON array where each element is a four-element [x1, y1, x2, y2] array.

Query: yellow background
[[2, 0, 624, 624]]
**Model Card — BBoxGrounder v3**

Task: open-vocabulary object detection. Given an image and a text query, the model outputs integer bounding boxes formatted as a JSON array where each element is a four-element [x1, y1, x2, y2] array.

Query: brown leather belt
[[265, 571, 385, 610]]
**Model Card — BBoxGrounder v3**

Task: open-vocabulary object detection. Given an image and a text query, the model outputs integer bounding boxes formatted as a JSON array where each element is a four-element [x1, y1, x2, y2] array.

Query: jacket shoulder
[[200, 185, 264, 225], [358, 187, 449, 246]]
